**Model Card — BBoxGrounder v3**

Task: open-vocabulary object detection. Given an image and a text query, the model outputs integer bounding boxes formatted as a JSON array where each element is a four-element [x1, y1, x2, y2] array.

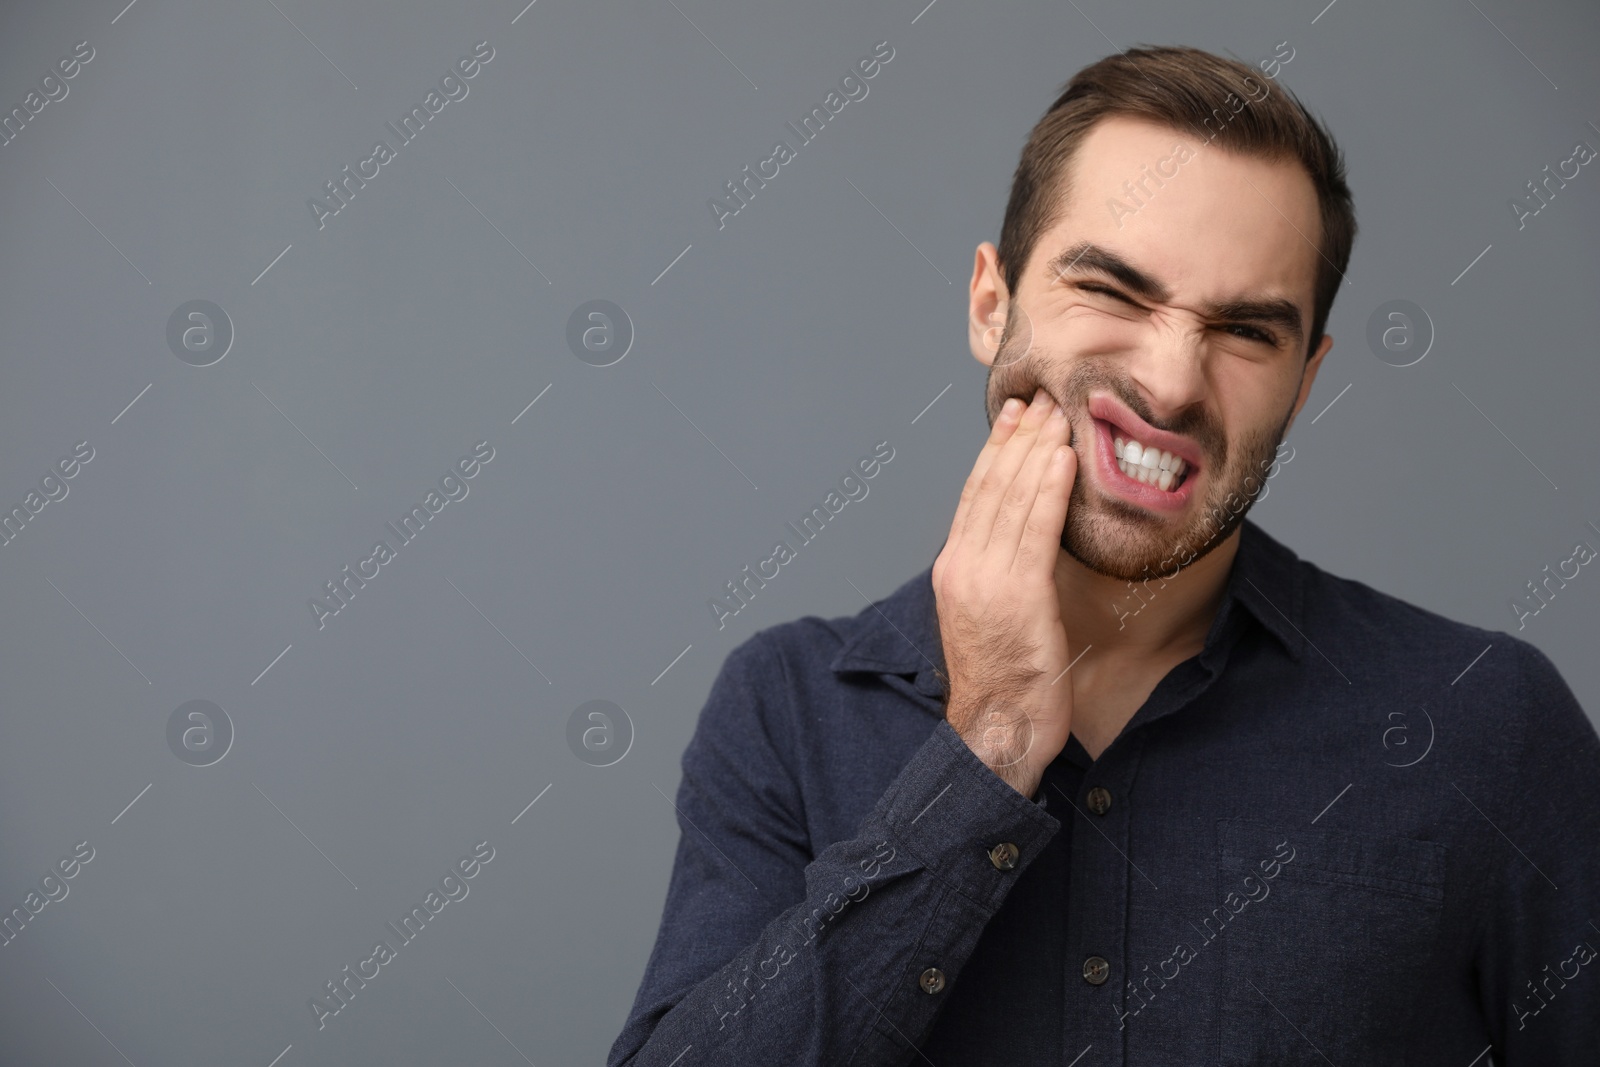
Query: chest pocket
[[1215, 817, 1447, 1066]]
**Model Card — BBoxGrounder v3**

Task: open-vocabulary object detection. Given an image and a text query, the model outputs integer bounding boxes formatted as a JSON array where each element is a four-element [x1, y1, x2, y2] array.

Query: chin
[[1059, 484, 1240, 583]]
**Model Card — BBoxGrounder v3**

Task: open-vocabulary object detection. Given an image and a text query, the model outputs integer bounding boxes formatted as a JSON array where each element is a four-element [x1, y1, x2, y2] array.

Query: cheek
[[1053, 302, 1144, 347]]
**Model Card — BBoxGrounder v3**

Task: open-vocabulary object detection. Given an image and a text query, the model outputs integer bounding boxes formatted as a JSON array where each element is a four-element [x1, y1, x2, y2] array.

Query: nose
[[1127, 310, 1209, 422]]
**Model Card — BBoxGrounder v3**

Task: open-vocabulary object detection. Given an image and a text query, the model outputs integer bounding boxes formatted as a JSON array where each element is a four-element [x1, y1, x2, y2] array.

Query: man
[[610, 45, 1600, 1065]]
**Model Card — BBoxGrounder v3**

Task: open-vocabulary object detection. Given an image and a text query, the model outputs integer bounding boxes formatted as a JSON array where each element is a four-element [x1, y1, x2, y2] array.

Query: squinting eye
[[1222, 324, 1278, 345], [1076, 282, 1137, 306]]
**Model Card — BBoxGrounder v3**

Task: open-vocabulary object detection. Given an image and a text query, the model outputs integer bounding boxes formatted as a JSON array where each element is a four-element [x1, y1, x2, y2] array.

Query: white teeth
[[1113, 431, 1190, 492]]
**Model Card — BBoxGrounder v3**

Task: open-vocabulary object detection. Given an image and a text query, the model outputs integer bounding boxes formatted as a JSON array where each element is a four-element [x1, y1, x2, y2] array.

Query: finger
[[991, 403, 1071, 559], [1015, 441, 1077, 581], [961, 388, 1056, 548], [948, 395, 1025, 545]]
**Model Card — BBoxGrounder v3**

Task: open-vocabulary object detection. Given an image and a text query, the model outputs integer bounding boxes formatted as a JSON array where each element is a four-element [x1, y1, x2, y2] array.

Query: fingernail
[[1001, 397, 1022, 417]]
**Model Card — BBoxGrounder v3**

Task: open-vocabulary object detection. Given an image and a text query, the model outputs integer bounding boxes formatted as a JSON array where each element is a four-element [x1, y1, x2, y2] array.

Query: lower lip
[[1091, 418, 1197, 513]]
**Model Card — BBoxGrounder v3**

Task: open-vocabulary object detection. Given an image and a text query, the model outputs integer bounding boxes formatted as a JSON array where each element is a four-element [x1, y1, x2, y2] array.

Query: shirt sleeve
[[1478, 638, 1600, 1062], [607, 631, 1062, 1066]]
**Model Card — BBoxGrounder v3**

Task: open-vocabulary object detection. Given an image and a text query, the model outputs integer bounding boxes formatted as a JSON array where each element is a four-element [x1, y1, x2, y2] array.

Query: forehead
[[1031, 116, 1322, 312]]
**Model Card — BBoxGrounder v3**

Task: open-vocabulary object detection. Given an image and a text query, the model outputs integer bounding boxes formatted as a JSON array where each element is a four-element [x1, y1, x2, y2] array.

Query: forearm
[[610, 719, 1061, 1066]]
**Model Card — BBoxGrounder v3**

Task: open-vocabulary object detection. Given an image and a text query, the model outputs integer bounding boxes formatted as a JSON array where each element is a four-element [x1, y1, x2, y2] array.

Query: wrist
[[948, 700, 1044, 798]]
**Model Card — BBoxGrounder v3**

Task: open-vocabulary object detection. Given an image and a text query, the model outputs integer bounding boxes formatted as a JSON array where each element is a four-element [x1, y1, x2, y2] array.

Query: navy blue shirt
[[610, 519, 1600, 1065]]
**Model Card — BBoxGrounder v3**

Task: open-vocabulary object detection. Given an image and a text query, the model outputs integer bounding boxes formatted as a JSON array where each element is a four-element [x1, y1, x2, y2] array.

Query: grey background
[[1, 0, 1596, 1063]]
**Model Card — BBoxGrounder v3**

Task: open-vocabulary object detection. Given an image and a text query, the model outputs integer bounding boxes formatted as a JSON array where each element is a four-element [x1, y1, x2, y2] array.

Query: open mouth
[[1083, 396, 1204, 513], [1112, 433, 1189, 492]]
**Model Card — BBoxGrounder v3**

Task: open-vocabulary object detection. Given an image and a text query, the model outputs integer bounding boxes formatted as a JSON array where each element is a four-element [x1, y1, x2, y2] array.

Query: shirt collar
[[828, 517, 1305, 698]]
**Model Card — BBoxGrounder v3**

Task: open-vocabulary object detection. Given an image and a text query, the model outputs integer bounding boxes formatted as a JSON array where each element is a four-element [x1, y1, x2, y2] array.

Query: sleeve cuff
[[873, 717, 1061, 911]]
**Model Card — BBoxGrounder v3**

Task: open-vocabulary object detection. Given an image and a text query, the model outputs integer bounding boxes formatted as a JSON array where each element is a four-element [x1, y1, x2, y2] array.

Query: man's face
[[975, 116, 1330, 583]]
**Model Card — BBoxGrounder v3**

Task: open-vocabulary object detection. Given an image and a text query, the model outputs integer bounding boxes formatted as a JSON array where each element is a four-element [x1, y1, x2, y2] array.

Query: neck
[[1053, 526, 1243, 661]]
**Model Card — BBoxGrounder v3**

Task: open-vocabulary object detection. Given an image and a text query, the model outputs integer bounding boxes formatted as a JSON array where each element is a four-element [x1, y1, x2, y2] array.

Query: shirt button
[[1086, 786, 1112, 816], [988, 842, 1020, 871], [1082, 956, 1110, 985], [919, 967, 947, 994]]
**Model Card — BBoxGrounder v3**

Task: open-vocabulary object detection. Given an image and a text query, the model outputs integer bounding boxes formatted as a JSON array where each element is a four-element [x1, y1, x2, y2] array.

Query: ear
[[968, 241, 1009, 367], [1282, 333, 1335, 434]]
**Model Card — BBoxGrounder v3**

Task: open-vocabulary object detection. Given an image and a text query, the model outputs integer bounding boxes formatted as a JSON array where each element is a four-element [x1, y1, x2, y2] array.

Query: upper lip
[[1088, 394, 1203, 470]]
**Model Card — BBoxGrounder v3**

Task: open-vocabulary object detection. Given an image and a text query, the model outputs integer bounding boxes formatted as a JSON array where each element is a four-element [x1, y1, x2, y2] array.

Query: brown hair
[[996, 44, 1355, 360]]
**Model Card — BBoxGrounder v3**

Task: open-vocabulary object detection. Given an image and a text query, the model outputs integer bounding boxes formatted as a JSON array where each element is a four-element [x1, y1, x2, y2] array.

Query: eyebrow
[[1044, 241, 1305, 350]]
